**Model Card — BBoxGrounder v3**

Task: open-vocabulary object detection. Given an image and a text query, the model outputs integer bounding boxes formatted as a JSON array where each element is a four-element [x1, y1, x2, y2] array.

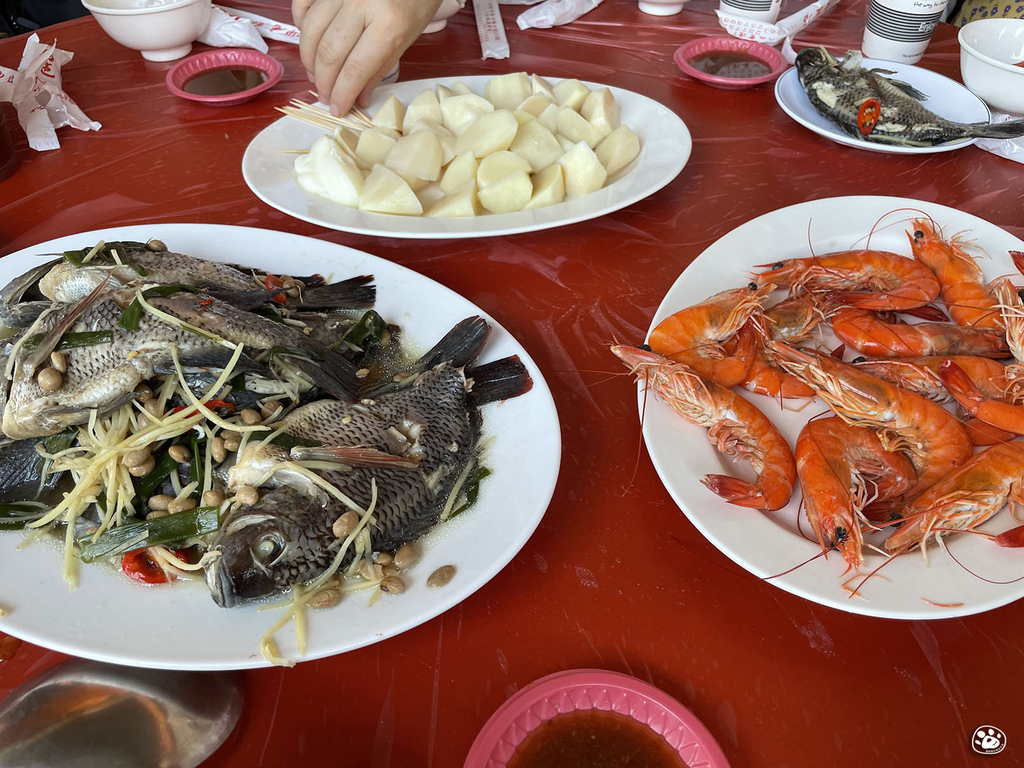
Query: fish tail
[[284, 350, 360, 401], [298, 275, 376, 310], [466, 355, 533, 407], [416, 316, 492, 371], [968, 120, 1024, 140]]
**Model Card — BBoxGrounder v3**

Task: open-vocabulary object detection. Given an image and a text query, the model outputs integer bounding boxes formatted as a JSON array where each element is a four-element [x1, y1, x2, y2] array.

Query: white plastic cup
[[718, 0, 782, 24], [861, 0, 949, 64]]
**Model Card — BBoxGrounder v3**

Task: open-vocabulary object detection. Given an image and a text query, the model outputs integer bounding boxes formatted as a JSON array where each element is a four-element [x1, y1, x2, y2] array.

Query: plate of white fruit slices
[[242, 73, 692, 239]]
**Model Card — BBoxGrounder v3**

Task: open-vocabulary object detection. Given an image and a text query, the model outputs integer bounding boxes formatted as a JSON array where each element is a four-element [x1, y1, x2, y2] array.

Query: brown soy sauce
[[688, 51, 772, 79], [507, 709, 689, 768], [182, 66, 267, 96]]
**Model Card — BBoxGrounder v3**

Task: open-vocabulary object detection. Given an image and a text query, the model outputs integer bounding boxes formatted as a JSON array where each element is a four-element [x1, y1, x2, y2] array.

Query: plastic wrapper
[[473, 0, 510, 59], [517, 0, 603, 29], [199, 6, 270, 53], [977, 111, 1024, 165], [213, 5, 301, 44], [716, 0, 841, 60], [0, 33, 100, 152]]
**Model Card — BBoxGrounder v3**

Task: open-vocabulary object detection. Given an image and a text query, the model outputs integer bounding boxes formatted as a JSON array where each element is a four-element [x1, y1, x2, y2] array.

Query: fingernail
[[329, 104, 339, 116]]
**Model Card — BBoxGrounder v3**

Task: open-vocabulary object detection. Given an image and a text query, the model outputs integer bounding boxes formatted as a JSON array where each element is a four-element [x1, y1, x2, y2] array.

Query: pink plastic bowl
[[674, 37, 787, 89], [464, 669, 731, 768], [166, 48, 283, 106]]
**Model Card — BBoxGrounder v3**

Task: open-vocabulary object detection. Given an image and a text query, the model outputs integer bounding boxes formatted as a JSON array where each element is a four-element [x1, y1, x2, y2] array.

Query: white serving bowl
[[81, 0, 213, 62], [959, 17, 1024, 115]]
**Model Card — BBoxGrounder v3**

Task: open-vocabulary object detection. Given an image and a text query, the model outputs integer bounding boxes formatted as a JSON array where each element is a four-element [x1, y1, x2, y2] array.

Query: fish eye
[[255, 533, 283, 560]]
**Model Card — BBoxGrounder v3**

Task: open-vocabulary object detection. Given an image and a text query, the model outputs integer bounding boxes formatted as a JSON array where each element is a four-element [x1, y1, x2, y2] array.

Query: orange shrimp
[[909, 218, 1001, 329], [992, 277, 1024, 392], [768, 341, 973, 498], [797, 417, 917, 567], [855, 356, 1016, 445], [885, 441, 1024, 555], [830, 307, 1009, 358], [647, 284, 773, 388], [937, 359, 1024, 437], [612, 344, 796, 511], [752, 250, 940, 311]]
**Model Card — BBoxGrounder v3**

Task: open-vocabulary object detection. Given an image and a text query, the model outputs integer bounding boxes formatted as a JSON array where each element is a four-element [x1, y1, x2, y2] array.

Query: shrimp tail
[[701, 475, 769, 509]]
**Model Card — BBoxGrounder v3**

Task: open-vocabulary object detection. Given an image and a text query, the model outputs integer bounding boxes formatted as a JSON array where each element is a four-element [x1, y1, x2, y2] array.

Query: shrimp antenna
[[761, 547, 831, 580], [930, 532, 1024, 586], [845, 551, 899, 598]]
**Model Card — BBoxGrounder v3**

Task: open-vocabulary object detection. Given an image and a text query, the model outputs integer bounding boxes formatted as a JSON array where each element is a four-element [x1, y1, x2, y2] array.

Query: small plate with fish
[[774, 49, 1023, 154], [0, 224, 561, 670], [242, 74, 691, 239], [632, 195, 1024, 620]]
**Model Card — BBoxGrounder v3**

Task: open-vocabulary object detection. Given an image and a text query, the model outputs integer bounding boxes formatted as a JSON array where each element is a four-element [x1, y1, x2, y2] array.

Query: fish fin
[[968, 119, 1024, 140], [466, 355, 534, 407], [298, 275, 376, 310], [281, 352, 359, 401], [43, 391, 137, 418], [153, 349, 271, 377], [23, 277, 110, 371], [202, 288, 289, 311], [886, 77, 929, 101], [290, 445, 420, 468], [416, 316, 492, 371]]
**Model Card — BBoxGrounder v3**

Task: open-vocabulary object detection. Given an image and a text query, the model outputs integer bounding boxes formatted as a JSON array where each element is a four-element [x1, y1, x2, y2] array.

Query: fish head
[[204, 486, 334, 608], [795, 48, 833, 83]]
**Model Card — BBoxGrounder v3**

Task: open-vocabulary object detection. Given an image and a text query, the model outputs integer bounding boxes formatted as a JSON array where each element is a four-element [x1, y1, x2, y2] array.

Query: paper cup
[[861, 0, 948, 64], [718, 0, 782, 24]]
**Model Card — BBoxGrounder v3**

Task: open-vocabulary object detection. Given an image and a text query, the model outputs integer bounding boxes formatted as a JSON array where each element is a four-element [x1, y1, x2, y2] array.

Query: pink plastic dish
[[166, 49, 283, 106], [674, 37, 787, 90], [464, 669, 731, 768]]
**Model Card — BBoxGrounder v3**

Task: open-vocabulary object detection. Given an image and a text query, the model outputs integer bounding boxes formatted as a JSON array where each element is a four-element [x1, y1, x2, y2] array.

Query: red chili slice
[[122, 549, 170, 584], [857, 98, 880, 136], [264, 274, 288, 305], [171, 399, 236, 416]]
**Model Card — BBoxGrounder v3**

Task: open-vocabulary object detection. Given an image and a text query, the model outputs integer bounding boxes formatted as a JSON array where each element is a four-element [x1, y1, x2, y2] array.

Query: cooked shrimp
[[733, 297, 825, 399], [769, 341, 973, 498], [885, 441, 1024, 555], [612, 344, 796, 511], [797, 417, 917, 567], [647, 284, 773, 388], [752, 250, 940, 311], [830, 307, 1009, 358], [938, 359, 1024, 437], [909, 218, 1001, 329]]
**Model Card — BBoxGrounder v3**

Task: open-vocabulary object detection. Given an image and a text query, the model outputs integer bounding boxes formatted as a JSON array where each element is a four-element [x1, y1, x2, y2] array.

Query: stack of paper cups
[[718, 0, 783, 23], [862, 0, 948, 64]]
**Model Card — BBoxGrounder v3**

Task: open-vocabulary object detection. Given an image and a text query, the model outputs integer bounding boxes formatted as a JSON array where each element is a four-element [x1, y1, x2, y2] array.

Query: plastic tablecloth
[[1, 1, 1022, 766]]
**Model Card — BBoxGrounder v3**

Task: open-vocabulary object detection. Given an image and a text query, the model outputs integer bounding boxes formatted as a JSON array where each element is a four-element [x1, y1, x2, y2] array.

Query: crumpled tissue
[[0, 34, 100, 152], [716, 0, 841, 63], [517, 0, 604, 29], [203, 5, 302, 50], [977, 112, 1024, 166]]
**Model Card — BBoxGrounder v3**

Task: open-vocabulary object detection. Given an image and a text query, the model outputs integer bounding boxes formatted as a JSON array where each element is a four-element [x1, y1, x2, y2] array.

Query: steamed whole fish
[[204, 322, 533, 608], [795, 48, 1024, 147]]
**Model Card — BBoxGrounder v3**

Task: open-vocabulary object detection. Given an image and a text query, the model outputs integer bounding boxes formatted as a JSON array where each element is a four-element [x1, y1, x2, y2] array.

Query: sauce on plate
[[506, 709, 688, 768], [182, 67, 267, 96], [688, 52, 771, 79]]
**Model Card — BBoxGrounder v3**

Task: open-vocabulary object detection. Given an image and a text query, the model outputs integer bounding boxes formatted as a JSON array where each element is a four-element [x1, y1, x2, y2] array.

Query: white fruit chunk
[[477, 170, 533, 214], [517, 93, 555, 118], [523, 164, 565, 210], [385, 129, 443, 182], [556, 107, 603, 148], [295, 134, 364, 207], [359, 165, 423, 214], [454, 110, 519, 157], [414, 119, 458, 165], [451, 81, 473, 95], [402, 89, 442, 133], [510, 119, 563, 172], [355, 127, 399, 169], [435, 83, 455, 101], [426, 181, 480, 217], [484, 72, 532, 111], [531, 74, 556, 101], [580, 87, 619, 138], [333, 126, 360, 155], [558, 141, 607, 198], [415, 182, 445, 209], [553, 78, 590, 111], [596, 124, 641, 176], [372, 96, 406, 132], [476, 150, 532, 188], [439, 93, 495, 136], [556, 134, 576, 153], [537, 102, 560, 133], [439, 151, 479, 194]]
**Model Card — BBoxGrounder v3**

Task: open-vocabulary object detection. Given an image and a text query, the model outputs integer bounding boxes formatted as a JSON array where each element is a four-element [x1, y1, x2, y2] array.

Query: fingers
[[291, 0, 317, 28], [328, 31, 398, 115]]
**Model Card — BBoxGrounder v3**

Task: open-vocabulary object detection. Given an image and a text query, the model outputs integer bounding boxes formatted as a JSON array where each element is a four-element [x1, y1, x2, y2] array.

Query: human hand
[[294, 0, 445, 116]]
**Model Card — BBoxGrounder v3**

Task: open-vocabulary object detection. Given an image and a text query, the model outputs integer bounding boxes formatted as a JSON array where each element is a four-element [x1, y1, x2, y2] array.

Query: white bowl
[[422, 0, 465, 33], [959, 18, 1024, 115], [81, 0, 213, 62], [638, 0, 687, 15]]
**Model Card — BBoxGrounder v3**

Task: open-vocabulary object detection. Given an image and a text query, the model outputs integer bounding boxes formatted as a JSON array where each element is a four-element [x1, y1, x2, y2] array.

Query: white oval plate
[[642, 196, 1024, 619], [242, 76, 692, 239], [774, 58, 992, 154], [0, 224, 561, 669]]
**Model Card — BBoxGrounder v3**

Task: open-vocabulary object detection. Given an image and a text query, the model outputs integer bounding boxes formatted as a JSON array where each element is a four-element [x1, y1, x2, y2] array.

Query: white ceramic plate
[[242, 75, 692, 239], [774, 58, 992, 154], [642, 196, 1024, 619], [0, 224, 561, 670]]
